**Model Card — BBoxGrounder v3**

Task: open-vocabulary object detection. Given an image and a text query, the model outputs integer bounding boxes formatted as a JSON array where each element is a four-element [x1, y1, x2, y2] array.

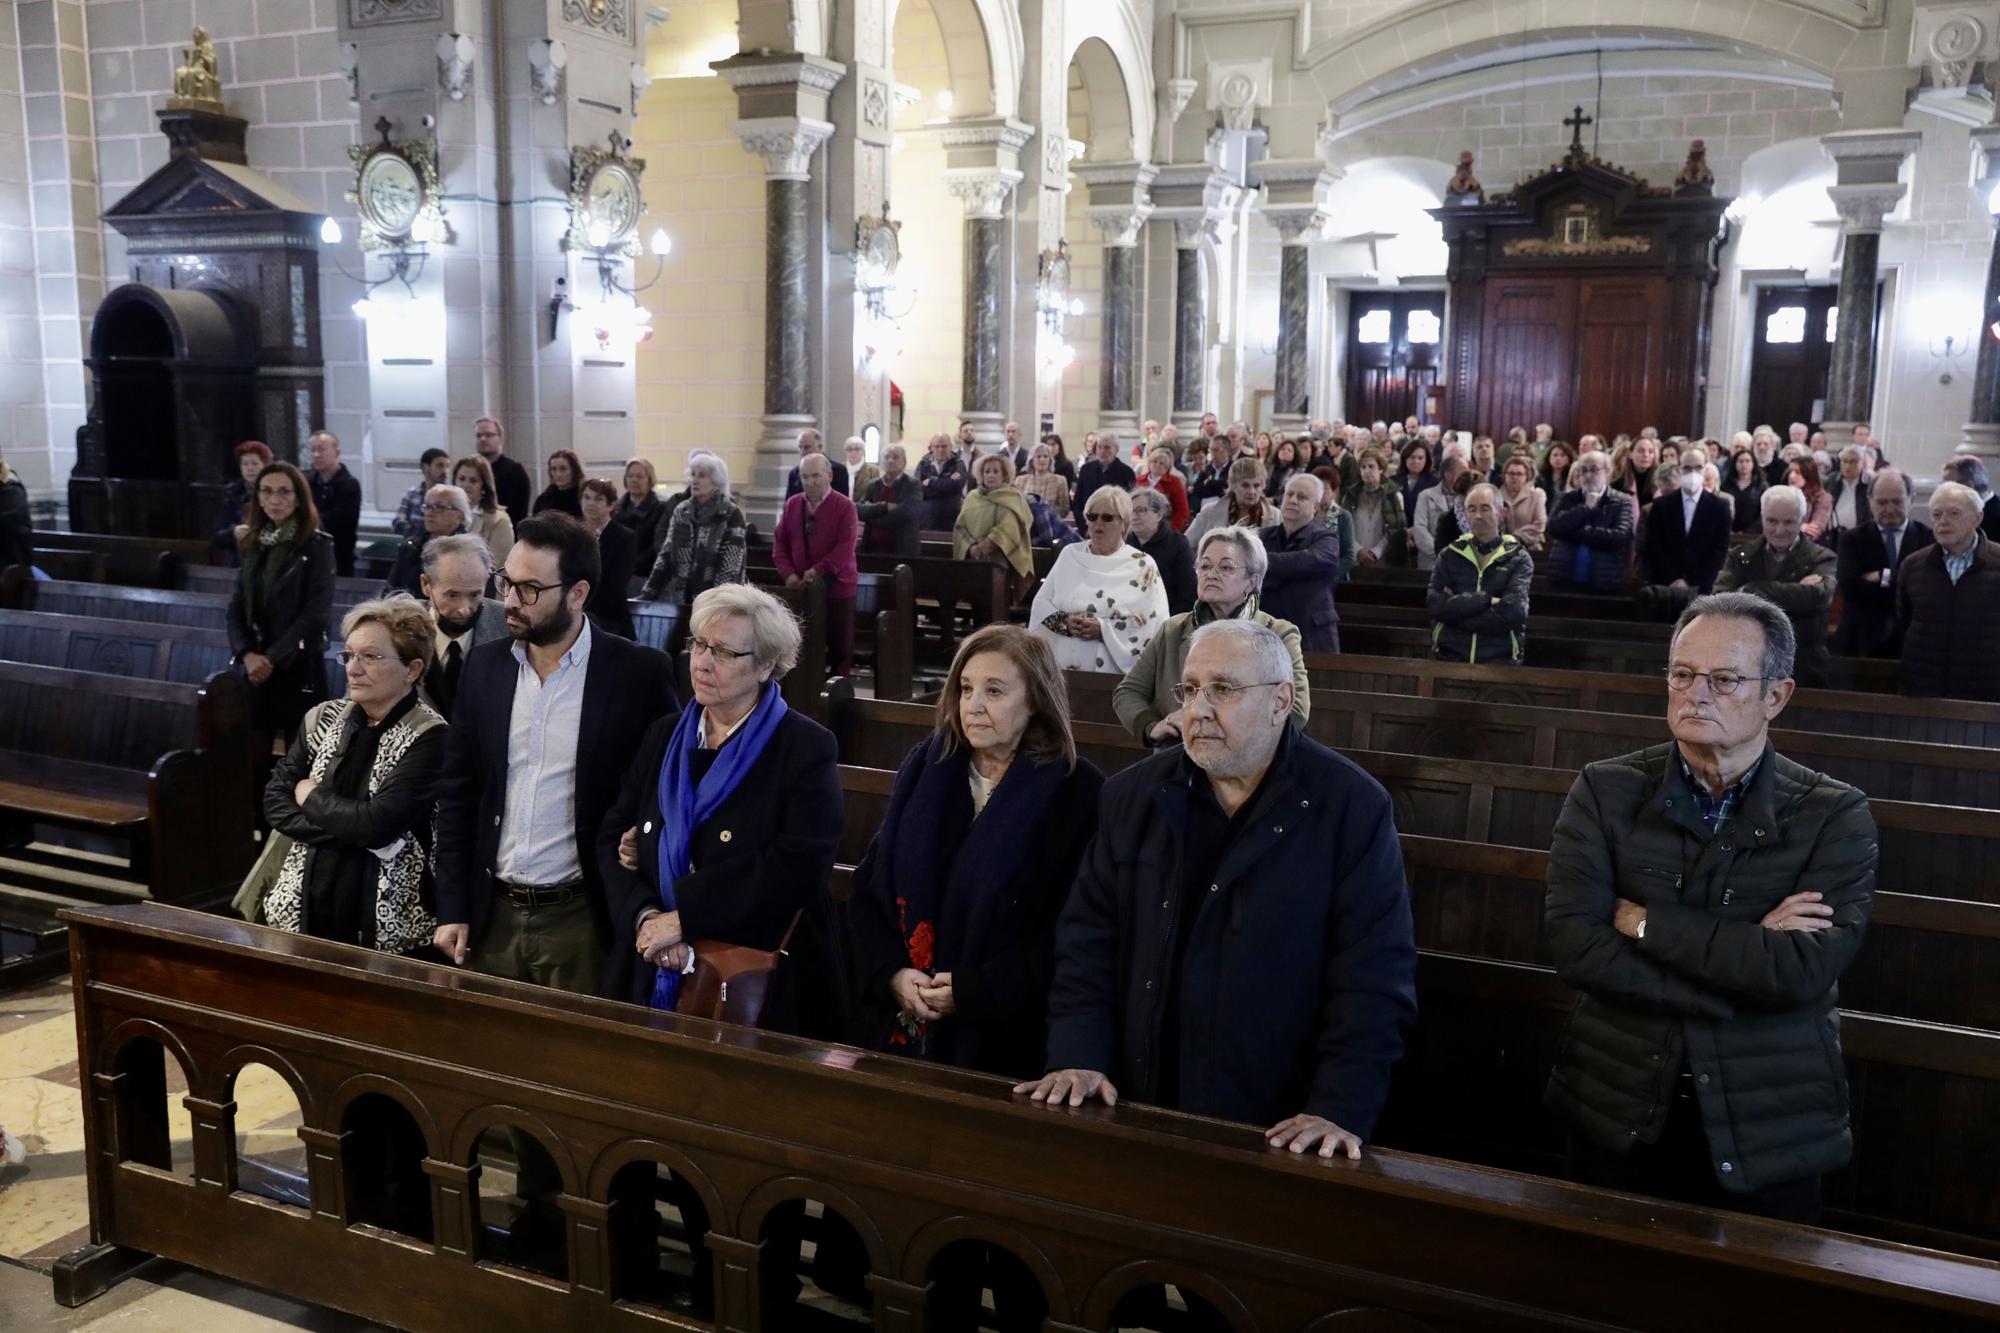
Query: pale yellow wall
[[632, 70, 765, 492], [886, 0, 963, 444], [646, 0, 744, 80]]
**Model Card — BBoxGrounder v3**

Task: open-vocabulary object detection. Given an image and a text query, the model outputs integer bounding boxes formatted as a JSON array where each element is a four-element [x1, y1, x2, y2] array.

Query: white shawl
[[1029, 542, 1170, 674]]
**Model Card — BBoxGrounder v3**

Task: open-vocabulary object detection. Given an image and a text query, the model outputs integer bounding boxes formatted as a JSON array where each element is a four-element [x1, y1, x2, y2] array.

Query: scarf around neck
[[649, 683, 789, 1009]]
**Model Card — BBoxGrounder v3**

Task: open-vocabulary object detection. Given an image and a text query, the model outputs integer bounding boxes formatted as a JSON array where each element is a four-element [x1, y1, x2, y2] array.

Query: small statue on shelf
[[1674, 139, 1715, 196], [1443, 150, 1484, 205], [170, 26, 222, 109]]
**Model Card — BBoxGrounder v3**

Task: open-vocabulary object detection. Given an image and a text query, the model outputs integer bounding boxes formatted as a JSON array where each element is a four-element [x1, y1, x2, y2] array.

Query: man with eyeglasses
[[388, 483, 471, 596], [433, 512, 678, 994], [1544, 591, 1876, 1226], [1716, 484, 1835, 686], [1023, 618, 1416, 1164], [1639, 444, 1733, 601]]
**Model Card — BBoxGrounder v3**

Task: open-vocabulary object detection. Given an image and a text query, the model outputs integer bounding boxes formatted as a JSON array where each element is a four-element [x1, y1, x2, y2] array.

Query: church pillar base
[[1098, 410, 1142, 441], [1271, 413, 1308, 435], [1957, 421, 2000, 468], [1170, 410, 1205, 434]]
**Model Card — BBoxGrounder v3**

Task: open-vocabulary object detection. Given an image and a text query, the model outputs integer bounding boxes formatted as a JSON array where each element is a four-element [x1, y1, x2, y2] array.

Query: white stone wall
[[0, 7, 50, 494], [83, 0, 369, 494]]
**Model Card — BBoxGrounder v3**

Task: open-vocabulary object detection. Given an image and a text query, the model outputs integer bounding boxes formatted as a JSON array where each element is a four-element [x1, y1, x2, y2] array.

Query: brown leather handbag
[[673, 912, 801, 1028]]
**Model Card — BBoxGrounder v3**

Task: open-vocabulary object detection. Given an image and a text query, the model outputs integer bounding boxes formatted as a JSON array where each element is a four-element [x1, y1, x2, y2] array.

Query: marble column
[[718, 85, 840, 519], [1173, 238, 1205, 418], [1818, 130, 1918, 443], [1076, 161, 1155, 440], [942, 121, 1031, 451], [1265, 208, 1331, 431], [1962, 123, 2000, 465]]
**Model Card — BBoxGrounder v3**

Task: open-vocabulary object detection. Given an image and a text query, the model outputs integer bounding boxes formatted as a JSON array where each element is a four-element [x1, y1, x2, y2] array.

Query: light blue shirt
[[1945, 532, 1983, 586], [494, 620, 593, 886]]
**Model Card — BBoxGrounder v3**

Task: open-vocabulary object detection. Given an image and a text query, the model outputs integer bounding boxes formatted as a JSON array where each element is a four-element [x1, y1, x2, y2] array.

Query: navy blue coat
[[1258, 521, 1342, 652], [1045, 726, 1418, 1136], [1546, 488, 1634, 591]]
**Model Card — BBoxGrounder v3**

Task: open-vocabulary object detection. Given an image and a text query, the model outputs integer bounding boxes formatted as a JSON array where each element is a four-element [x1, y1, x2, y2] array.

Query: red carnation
[[907, 921, 934, 971]]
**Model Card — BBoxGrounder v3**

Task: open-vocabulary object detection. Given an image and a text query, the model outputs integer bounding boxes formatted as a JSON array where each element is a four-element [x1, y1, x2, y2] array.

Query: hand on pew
[[433, 922, 469, 965], [1266, 1114, 1363, 1162], [1763, 891, 1834, 933], [1014, 1068, 1119, 1107]]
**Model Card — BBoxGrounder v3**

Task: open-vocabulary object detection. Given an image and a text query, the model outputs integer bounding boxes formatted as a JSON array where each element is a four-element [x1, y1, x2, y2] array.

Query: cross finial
[[1564, 105, 1593, 161], [373, 115, 393, 146]]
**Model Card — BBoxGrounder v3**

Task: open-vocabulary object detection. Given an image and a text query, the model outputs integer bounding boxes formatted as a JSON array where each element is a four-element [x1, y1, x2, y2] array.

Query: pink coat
[[774, 490, 858, 599]]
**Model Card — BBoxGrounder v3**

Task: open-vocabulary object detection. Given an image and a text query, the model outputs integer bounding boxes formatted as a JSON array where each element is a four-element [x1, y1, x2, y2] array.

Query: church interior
[[4, 0, 2000, 1328]]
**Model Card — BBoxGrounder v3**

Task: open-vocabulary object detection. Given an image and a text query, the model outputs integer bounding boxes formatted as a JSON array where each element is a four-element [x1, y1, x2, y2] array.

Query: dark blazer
[[857, 473, 921, 555], [211, 478, 249, 565], [1546, 489, 1634, 592], [1258, 521, 1342, 652], [586, 519, 637, 639], [1719, 475, 1766, 533], [229, 530, 338, 738], [1824, 474, 1869, 540], [1983, 493, 2000, 543], [423, 598, 509, 721], [1640, 490, 1733, 592], [597, 703, 847, 1039], [1834, 520, 1932, 658], [1131, 526, 1195, 616], [308, 464, 362, 577], [849, 736, 1104, 1078], [489, 452, 532, 521], [1044, 726, 1418, 1135], [433, 625, 678, 946], [1072, 457, 1137, 526], [786, 458, 850, 500], [0, 471, 30, 573], [613, 493, 667, 573], [916, 454, 967, 531]]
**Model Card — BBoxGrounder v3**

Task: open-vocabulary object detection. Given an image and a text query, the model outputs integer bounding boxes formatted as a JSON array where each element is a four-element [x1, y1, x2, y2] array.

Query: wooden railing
[[55, 904, 2000, 1330]]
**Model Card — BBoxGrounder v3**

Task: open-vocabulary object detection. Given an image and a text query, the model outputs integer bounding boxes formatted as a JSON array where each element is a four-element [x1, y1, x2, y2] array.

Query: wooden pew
[[753, 549, 1012, 670], [1296, 652, 2000, 749], [0, 661, 256, 914], [629, 579, 838, 723], [31, 529, 206, 586], [183, 565, 383, 606], [0, 609, 234, 685], [54, 901, 2000, 1327], [1342, 568, 1648, 620], [829, 698, 2000, 904], [735, 553, 917, 700], [2, 571, 232, 632]]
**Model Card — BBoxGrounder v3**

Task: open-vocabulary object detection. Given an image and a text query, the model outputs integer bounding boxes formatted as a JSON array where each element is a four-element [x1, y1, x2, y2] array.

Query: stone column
[[1172, 239, 1205, 421], [1253, 160, 1338, 433], [1963, 122, 2000, 465], [943, 120, 1031, 451], [1075, 161, 1156, 439], [716, 54, 844, 519], [820, 3, 895, 455], [1151, 163, 1242, 431], [1819, 130, 1919, 442]]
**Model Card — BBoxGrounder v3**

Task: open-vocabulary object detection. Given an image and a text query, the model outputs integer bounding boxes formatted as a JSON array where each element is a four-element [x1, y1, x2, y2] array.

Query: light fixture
[[410, 212, 440, 245], [1986, 181, 2000, 217], [321, 211, 437, 298], [584, 226, 671, 300], [1068, 297, 1085, 317], [648, 227, 671, 257], [320, 217, 343, 245], [936, 89, 954, 113], [351, 297, 373, 320]]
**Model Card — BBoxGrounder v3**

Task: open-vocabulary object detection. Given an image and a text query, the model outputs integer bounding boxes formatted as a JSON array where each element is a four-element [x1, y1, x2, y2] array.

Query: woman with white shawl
[[1028, 485, 1169, 674]]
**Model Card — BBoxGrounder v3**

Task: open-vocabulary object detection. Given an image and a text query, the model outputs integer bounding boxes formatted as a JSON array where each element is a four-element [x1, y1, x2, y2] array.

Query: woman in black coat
[[229, 461, 336, 747], [613, 458, 667, 572], [531, 447, 585, 517], [850, 624, 1104, 1077], [599, 582, 846, 1040]]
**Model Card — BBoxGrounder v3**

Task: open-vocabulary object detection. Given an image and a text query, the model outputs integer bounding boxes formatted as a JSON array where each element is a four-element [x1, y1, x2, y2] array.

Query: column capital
[[1819, 128, 1923, 178], [730, 116, 836, 180], [1264, 206, 1333, 247], [946, 168, 1023, 220], [1075, 160, 1157, 247], [711, 51, 847, 97], [937, 116, 1035, 155], [712, 51, 846, 142], [1827, 182, 1907, 235]]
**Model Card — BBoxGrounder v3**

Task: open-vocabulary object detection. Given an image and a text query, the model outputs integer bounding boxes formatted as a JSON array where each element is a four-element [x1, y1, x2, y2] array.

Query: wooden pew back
[[0, 609, 233, 685]]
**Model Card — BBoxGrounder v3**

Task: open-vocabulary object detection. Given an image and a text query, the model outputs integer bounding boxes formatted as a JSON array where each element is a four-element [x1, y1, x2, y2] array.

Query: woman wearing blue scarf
[[850, 624, 1104, 1077], [598, 583, 846, 1040]]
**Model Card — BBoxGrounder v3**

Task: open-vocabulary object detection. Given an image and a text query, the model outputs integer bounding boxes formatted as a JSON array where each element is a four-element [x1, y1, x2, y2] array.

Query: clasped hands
[[889, 967, 956, 1021], [1065, 612, 1103, 641], [1009, 1070, 1363, 1160], [1613, 890, 1833, 939], [618, 825, 691, 971]]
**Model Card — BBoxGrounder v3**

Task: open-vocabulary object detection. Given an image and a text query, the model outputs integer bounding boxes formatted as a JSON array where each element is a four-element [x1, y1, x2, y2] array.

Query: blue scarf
[[649, 683, 789, 1009]]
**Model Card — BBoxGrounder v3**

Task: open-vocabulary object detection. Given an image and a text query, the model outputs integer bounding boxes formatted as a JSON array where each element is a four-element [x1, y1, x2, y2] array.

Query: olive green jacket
[[1111, 595, 1312, 744]]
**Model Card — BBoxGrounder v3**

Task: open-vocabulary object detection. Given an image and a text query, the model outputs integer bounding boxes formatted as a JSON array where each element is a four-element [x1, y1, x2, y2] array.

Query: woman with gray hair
[[258, 595, 447, 953], [1112, 525, 1311, 746], [640, 451, 749, 651], [602, 582, 846, 1037]]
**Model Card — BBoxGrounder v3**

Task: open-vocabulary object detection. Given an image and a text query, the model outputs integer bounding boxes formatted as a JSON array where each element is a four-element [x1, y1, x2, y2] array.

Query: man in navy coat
[[1020, 619, 1417, 1158]]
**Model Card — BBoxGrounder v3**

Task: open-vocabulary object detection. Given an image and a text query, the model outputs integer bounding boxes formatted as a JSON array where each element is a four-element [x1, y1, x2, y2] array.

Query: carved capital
[[1911, 3, 2000, 91], [1826, 182, 1906, 234], [731, 116, 836, 180], [945, 169, 1022, 220], [1164, 78, 1198, 123], [1171, 215, 1218, 249], [1088, 206, 1150, 248], [1265, 206, 1332, 247]]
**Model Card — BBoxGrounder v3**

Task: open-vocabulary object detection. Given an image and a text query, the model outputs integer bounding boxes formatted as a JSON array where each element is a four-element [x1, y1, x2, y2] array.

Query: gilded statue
[[170, 26, 222, 109]]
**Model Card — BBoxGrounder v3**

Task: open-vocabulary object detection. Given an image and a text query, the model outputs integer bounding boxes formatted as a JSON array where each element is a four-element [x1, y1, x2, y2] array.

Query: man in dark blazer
[[475, 417, 532, 521], [1640, 446, 1734, 593], [1834, 468, 1930, 658], [432, 513, 678, 996], [783, 427, 849, 499], [418, 532, 508, 720], [1072, 432, 1137, 527], [1022, 619, 1417, 1157], [306, 430, 362, 577]]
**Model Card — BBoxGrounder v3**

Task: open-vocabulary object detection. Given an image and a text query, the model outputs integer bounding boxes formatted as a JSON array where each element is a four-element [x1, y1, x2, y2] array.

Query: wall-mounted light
[[586, 225, 672, 300]]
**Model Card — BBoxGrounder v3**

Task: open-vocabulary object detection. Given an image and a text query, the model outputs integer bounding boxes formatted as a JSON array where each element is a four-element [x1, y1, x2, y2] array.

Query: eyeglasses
[[1664, 667, 1769, 695], [1194, 561, 1244, 578], [1084, 511, 1121, 523], [493, 574, 570, 606], [422, 503, 461, 514], [337, 650, 409, 669], [689, 636, 756, 663], [1170, 680, 1287, 708]]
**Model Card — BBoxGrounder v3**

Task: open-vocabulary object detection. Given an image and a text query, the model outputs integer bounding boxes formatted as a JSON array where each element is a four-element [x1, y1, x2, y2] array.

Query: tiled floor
[[0, 980, 379, 1330]]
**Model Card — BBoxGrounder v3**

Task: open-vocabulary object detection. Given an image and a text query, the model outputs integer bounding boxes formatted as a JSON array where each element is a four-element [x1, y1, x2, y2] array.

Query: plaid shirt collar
[[1676, 749, 1762, 832]]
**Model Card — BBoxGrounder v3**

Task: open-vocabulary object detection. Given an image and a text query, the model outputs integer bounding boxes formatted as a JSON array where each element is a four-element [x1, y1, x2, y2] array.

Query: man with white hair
[[389, 482, 472, 595], [1024, 618, 1417, 1162], [1411, 446, 1469, 570], [1896, 480, 2000, 700], [1717, 484, 1835, 685], [1940, 454, 2000, 541], [784, 427, 848, 500], [1259, 472, 1343, 652], [1640, 445, 1733, 595], [1546, 449, 1633, 591], [419, 533, 506, 719]]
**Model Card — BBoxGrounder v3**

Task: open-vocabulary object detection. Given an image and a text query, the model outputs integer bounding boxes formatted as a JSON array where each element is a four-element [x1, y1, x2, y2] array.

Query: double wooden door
[[1344, 291, 1445, 427], [1473, 273, 1667, 442], [1745, 283, 1841, 433]]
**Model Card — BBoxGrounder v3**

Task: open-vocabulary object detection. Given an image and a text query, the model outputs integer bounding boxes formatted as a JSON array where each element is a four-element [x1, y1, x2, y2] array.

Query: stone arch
[[895, 0, 1024, 123], [735, 1174, 892, 1277], [1081, 1258, 1260, 1332], [448, 1103, 583, 1199], [900, 1214, 1070, 1321], [1063, 3, 1154, 162]]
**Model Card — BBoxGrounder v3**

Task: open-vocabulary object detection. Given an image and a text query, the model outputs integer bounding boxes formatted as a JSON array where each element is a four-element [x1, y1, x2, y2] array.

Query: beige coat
[[1500, 484, 1547, 549]]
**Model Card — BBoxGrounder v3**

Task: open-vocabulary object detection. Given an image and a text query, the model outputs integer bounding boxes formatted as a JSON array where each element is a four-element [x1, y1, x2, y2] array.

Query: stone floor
[[0, 979, 380, 1331]]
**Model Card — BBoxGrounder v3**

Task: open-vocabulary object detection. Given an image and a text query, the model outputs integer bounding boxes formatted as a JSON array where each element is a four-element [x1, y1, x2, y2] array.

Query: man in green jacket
[[1426, 483, 1531, 664], [1543, 591, 1876, 1225]]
